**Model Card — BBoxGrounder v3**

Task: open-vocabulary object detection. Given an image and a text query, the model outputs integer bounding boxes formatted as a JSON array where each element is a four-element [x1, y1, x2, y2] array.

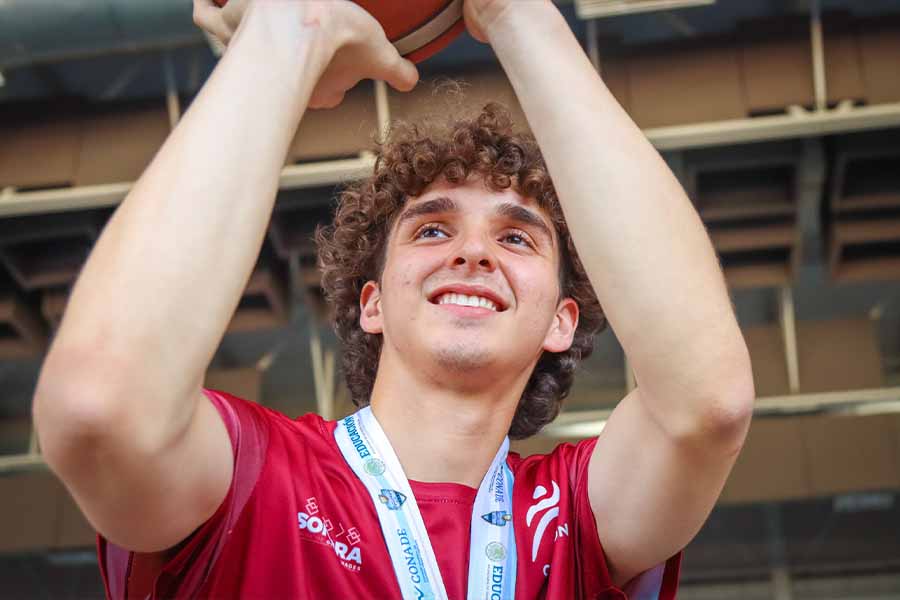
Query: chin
[[412, 334, 497, 372], [433, 346, 496, 374]]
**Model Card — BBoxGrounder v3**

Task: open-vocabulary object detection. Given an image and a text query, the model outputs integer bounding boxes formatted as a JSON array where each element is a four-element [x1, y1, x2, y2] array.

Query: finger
[[391, 56, 420, 93], [375, 47, 419, 93], [220, 0, 248, 32], [192, 0, 220, 29], [192, 0, 233, 45], [340, 4, 418, 91]]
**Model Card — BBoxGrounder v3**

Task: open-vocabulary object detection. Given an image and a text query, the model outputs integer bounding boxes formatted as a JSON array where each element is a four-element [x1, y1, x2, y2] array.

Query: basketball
[[212, 0, 465, 63]]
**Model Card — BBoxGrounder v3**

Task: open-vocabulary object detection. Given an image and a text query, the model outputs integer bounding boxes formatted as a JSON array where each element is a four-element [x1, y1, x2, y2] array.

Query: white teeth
[[436, 293, 498, 311]]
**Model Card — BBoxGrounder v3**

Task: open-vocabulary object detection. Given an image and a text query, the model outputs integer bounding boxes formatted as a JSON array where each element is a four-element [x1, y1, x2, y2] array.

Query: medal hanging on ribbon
[[335, 407, 517, 600]]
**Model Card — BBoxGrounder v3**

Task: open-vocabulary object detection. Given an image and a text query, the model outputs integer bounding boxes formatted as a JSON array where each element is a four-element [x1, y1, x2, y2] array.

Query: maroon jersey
[[97, 389, 681, 599]]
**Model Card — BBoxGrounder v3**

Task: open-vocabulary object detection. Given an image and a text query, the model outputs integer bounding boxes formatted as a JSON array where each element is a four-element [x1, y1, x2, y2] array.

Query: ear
[[359, 280, 383, 334], [542, 297, 579, 353]]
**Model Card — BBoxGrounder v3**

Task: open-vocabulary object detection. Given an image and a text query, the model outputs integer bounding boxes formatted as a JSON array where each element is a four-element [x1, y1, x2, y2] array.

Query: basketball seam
[[391, 0, 463, 57]]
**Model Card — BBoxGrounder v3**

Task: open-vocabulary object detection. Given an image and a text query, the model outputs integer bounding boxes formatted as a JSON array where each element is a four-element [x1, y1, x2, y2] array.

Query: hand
[[463, 0, 515, 43], [193, 0, 419, 109]]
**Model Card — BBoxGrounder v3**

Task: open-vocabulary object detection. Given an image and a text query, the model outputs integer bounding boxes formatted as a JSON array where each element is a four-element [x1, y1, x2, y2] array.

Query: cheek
[[512, 263, 559, 307], [394, 246, 448, 288], [382, 256, 429, 307], [397, 259, 426, 291]]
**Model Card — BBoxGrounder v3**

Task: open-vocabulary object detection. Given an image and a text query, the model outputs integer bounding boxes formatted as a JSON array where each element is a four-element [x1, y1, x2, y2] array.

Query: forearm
[[489, 4, 752, 425], [44, 18, 327, 412]]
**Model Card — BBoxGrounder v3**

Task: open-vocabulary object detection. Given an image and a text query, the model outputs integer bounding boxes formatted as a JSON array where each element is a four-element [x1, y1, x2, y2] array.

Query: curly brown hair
[[316, 101, 606, 439]]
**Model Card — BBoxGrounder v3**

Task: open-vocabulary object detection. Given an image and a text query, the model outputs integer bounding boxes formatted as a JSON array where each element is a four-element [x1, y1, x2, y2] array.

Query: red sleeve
[[96, 388, 269, 600], [569, 438, 683, 600]]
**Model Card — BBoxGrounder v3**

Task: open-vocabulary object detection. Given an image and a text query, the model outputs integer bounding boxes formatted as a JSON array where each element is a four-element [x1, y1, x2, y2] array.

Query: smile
[[435, 293, 498, 312]]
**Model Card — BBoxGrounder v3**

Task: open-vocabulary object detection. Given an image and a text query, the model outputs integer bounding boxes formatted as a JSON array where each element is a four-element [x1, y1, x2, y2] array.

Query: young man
[[33, 1, 754, 598]]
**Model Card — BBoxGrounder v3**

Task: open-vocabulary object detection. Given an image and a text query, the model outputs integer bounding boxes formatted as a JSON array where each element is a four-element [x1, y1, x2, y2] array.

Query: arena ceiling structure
[[1, 0, 900, 598]]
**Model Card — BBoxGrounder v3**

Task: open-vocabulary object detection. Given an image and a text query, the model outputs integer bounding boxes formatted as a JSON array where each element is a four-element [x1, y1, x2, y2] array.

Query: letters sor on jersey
[[297, 509, 363, 573]]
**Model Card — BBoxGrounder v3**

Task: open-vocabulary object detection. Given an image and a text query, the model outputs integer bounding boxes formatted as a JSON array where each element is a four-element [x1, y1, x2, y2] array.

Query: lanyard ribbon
[[335, 407, 517, 600]]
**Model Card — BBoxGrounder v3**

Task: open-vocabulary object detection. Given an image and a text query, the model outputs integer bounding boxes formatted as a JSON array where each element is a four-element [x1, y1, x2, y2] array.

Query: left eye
[[502, 232, 530, 246]]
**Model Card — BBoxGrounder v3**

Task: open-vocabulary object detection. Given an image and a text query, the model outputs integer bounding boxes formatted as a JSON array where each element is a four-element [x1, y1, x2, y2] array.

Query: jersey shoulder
[[203, 387, 338, 463], [509, 437, 599, 488]]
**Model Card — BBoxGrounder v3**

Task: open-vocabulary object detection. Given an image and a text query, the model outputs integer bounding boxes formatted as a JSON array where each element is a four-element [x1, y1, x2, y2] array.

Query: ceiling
[[2, 0, 899, 105], [0, 0, 899, 418], [1, 0, 900, 587]]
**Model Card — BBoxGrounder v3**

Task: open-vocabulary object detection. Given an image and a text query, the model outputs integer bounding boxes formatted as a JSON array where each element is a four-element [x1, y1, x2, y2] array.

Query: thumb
[[193, 0, 234, 46], [379, 51, 419, 93]]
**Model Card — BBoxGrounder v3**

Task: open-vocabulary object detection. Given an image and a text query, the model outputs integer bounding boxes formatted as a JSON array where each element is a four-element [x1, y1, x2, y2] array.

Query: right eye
[[415, 224, 449, 239]]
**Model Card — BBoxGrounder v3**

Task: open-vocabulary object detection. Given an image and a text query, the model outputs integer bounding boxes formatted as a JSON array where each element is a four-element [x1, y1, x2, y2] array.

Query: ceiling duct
[[575, 0, 716, 19], [0, 0, 200, 70]]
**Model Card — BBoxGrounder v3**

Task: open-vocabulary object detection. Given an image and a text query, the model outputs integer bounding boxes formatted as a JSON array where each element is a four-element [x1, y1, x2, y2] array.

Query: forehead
[[411, 177, 536, 209]]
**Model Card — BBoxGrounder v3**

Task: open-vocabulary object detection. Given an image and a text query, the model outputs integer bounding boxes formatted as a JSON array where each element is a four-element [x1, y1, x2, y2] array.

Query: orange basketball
[[211, 0, 465, 63]]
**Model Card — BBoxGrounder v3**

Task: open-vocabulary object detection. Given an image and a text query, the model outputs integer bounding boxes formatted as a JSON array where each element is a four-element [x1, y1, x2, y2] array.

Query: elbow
[[694, 336, 756, 449], [32, 350, 136, 474], [34, 383, 112, 478], [694, 385, 754, 456], [660, 349, 755, 456], [691, 363, 756, 456]]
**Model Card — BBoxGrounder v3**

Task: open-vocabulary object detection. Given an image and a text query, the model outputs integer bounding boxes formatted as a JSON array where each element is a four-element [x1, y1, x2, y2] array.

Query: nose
[[450, 232, 496, 272]]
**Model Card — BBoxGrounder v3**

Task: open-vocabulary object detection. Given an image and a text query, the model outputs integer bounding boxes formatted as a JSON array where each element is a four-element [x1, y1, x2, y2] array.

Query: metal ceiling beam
[[541, 386, 900, 438], [309, 325, 336, 421], [778, 286, 801, 395], [771, 567, 794, 600], [0, 452, 45, 472], [4, 368, 900, 470], [796, 138, 827, 264], [374, 80, 391, 143], [809, 0, 827, 112], [99, 58, 147, 101], [624, 356, 636, 393], [4, 99, 898, 220], [0, 155, 377, 218], [647, 103, 900, 151], [575, 0, 716, 20], [163, 51, 181, 129]]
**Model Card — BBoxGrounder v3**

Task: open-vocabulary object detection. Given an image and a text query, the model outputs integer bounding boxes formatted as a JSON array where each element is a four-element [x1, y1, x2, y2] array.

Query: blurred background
[[1, 0, 900, 598]]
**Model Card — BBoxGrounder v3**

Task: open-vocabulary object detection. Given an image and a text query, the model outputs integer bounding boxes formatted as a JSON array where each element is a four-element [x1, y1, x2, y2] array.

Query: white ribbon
[[335, 407, 517, 600]]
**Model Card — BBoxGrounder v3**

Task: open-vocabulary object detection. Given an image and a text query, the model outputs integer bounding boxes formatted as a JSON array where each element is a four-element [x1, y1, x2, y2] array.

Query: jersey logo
[[526, 481, 560, 562], [297, 496, 363, 572], [378, 488, 407, 510], [481, 510, 513, 526]]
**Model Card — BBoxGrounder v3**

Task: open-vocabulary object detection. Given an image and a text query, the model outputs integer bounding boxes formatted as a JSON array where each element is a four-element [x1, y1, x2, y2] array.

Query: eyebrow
[[396, 195, 554, 244], [495, 202, 554, 244], [396, 196, 458, 227]]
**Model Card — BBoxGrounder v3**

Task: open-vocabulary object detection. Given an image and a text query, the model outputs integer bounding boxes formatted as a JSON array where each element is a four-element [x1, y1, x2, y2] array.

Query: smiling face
[[359, 176, 579, 388]]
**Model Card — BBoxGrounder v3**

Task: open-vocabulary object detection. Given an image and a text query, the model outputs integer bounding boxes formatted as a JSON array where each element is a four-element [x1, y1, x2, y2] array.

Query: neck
[[367, 352, 527, 488]]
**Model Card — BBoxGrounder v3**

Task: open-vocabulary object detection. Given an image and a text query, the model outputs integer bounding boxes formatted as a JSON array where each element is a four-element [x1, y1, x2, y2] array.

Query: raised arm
[[466, 0, 754, 585], [32, 0, 417, 553]]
